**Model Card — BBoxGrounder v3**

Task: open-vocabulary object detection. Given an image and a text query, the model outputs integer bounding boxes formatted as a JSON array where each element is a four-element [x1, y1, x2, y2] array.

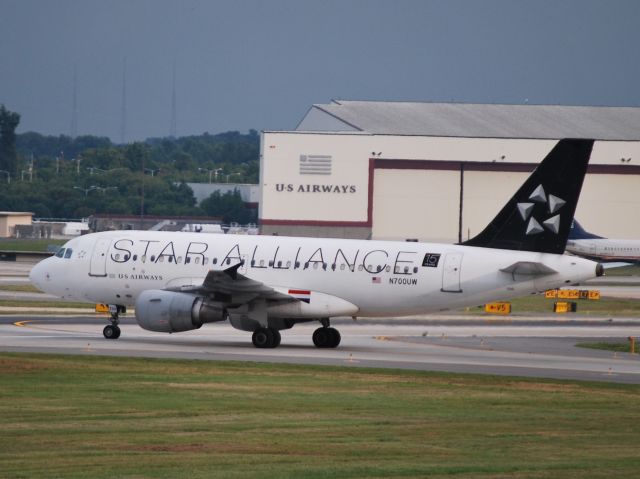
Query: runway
[[2, 314, 640, 384], [2, 259, 640, 383]]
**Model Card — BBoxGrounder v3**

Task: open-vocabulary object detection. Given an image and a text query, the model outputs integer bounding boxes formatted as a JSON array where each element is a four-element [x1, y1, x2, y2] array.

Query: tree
[[200, 189, 256, 224], [0, 105, 20, 175]]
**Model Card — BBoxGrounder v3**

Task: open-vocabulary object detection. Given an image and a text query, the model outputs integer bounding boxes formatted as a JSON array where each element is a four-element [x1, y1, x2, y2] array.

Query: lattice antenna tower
[[170, 61, 177, 138], [70, 65, 78, 138], [120, 58, 127, 144]]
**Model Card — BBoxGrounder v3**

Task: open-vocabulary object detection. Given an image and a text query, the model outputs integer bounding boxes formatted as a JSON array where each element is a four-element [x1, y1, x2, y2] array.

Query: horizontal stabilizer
[[500, 261, 557, 276]]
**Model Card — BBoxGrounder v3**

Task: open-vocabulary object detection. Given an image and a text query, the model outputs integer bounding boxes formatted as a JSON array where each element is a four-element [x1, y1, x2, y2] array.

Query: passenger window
[[177, 257, 182, 264], [386, 265, 391, 272], [286, 261, 291, 268], [114, 254, 120, 261], [203, 258, 209, 265], [132, 255, 137, 261], [213, 258, 218, 265], [313, 263, 319, 270], [340, 264, 345, 271]]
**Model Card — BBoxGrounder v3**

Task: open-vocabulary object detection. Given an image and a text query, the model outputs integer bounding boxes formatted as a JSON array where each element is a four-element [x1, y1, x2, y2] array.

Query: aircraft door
[[441, 253, 463, 293], [89, 238, 111, 277]]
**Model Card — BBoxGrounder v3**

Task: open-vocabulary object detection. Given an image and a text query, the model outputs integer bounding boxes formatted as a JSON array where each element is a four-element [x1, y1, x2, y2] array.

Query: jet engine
[[135, 290, 227, 333]]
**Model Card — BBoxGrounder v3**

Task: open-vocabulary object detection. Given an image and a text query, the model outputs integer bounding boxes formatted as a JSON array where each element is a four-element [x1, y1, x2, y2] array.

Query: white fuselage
[[30, 230, 599, 318], [566, 238, 640, 264]]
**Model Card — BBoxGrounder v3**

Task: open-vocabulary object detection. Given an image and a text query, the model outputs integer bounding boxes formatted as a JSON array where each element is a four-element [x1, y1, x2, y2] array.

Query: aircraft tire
[[313, 327, 333, 348], [272, 329, 281, 348], [103, 325, 121, 340], [252, 327, 279, 348], [327, 327, 341, 348]]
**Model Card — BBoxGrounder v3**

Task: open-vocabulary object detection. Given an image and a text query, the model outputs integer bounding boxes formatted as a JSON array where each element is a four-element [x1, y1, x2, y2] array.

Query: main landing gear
[[312, 319, 341, 348], [252, 327, 281, 348], [103, 305, 125, 340]]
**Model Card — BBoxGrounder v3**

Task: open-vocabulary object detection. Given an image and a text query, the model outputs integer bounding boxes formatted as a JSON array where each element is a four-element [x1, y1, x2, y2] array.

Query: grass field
[[1, 353, 640, 479], [0, 284, 42, 293], [0, 238, 64, 252], [577, 341, 639, 354]]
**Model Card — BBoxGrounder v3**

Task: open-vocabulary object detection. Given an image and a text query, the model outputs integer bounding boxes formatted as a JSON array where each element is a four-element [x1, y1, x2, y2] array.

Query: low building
[[0, 212, 34, 238], [186, 183, 259, 209], [260, 101, 640, 241], [88, 214, 222, 232]]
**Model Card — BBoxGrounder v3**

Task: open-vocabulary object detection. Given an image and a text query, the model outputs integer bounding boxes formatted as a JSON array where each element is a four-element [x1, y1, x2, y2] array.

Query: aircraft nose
[[29, 260, 49, 291]]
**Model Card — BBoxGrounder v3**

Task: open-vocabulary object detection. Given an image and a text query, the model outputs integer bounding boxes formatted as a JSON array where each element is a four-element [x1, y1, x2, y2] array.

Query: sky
[[1, 0, 639, 142]]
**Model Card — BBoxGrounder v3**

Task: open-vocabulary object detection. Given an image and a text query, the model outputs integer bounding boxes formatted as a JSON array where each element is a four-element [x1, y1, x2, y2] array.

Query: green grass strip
[[1, 353, 640, 478]]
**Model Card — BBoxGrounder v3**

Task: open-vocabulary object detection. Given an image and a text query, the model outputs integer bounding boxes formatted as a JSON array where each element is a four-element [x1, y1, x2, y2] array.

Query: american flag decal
[[299, 155, 332, 175], [288, 289, 311, 303], [372, 277, 381, 284]]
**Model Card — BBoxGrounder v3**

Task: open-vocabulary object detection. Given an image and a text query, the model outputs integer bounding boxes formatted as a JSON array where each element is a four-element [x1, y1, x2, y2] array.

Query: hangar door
[[371, 168, 460, 242]]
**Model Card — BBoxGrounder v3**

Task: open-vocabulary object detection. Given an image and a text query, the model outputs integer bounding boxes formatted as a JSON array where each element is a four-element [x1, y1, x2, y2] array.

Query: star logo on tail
[[517, 185, 565, 236]]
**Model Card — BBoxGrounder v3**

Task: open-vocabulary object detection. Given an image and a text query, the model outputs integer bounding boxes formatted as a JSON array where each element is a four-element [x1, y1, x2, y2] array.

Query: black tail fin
[[462, 139, 594, 254], [569, 220, 604, 240]]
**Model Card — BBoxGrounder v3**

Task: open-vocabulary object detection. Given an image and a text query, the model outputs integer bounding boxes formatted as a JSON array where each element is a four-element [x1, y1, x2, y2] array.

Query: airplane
[[29, 139, 602, 349], [566, 220, 640, 264]]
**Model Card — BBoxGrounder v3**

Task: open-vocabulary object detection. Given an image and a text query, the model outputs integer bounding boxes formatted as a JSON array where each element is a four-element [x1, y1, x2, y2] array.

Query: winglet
[[462, 139, 594, 254], [223, 261, 244, 280]]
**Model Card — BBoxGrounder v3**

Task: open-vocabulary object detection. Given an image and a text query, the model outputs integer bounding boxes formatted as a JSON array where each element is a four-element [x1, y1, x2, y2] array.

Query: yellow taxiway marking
[[13, 320, 32, 328]]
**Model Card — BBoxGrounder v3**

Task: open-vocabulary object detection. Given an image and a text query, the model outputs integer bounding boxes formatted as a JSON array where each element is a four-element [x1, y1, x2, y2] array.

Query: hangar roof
[[296, 100, 640, 140]]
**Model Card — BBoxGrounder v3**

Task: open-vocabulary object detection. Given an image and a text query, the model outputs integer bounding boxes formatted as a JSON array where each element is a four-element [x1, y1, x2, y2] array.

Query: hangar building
[[259, 101, 640, 242]]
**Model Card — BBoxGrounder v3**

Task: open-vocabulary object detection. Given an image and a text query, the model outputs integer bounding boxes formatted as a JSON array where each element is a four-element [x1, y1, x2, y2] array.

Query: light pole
[[95, 186, 118, 194], [144, 168, 160, 176], [72, 156, 82, 174], [87, 167, 127, 175], [226, 172, 241, 183], [0, 170, 10, 183], [198, 168, 215, 184], [73, 186, 99, 196]]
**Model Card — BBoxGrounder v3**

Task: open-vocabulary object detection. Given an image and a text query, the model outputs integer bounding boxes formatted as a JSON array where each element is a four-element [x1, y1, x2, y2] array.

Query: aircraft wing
[[500, 261, 557, 276], [165, 262, 295, 304]]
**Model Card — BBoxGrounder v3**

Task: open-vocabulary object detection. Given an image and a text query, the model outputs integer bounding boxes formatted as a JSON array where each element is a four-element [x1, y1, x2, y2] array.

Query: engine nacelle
[[135, 290, 226, 333]]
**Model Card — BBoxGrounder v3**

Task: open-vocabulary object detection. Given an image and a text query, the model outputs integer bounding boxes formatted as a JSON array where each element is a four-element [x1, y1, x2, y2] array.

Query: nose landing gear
[[103, 305, 125, 340]]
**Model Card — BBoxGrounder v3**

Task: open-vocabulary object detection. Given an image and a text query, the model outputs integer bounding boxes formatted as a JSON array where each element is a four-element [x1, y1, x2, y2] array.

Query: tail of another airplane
[[569, 220, 604, 240], [462, 139, 594, 254]]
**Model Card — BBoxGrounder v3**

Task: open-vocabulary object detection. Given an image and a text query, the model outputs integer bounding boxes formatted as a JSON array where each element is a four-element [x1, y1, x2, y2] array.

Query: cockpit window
[[64, 248, 73, 259], [55, 248, 65, 258]]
